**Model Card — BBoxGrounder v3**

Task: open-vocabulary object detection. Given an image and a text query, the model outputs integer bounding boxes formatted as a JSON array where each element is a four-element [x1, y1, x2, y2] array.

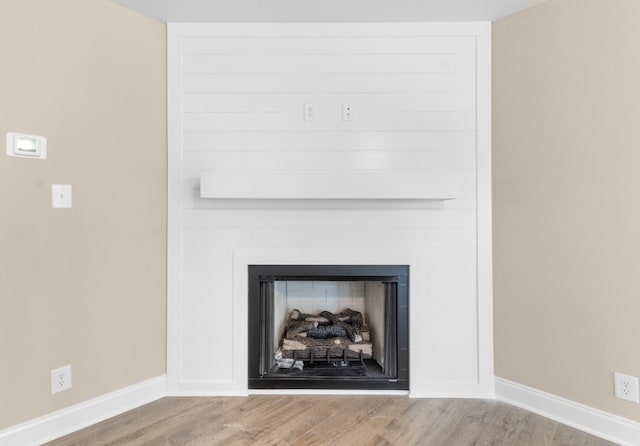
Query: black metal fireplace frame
[[248, 265, 409, 390]]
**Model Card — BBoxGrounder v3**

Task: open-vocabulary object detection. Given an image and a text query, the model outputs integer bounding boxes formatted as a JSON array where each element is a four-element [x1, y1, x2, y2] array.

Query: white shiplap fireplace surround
[[167, 22, 493, 397]]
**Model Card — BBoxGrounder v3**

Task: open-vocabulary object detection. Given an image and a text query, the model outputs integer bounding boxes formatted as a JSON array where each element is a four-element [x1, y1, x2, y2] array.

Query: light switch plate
[[52, 184, 72, 208]]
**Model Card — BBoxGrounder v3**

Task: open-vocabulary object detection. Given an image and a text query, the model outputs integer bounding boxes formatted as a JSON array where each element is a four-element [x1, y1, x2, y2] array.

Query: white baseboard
[[0, 375, 166, 446], [170, 381, 248, 397], [409, 380, 496, 399], [495, 377, 640, 446]]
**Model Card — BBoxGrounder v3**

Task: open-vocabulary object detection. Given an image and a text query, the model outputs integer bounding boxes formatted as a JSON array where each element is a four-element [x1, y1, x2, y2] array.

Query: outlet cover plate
[[614, 372, 639, 403], [342, 103, 354, 121], [51, 365, 72, 394]]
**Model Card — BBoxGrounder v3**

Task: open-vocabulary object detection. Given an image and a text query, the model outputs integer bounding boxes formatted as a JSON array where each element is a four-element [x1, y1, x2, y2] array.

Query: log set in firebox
[[281, 309, 373, 361]]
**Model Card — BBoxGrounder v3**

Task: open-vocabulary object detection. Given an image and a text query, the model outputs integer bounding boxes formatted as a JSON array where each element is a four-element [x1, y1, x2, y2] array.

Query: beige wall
[[0, 0, 166, 429], [493, 0, 640, 422]]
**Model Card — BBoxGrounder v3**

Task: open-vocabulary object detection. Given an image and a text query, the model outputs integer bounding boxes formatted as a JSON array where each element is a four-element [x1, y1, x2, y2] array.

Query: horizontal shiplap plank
[[183, 225, 477, 249], [183, 149, 476, 171], [182, 209, 477, 228], [182, 131, 476, 151], [183, 92, 476, 113], [200, 170, 468, 199], [183, 36, 476, 55], [182, 111, 476, 132], [183, 54, 476, 74], [182, 73, 475, 93]]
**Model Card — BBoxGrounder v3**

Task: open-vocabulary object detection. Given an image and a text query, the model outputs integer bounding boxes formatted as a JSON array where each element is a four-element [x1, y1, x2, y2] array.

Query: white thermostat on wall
[[6, 132, 47, 159]]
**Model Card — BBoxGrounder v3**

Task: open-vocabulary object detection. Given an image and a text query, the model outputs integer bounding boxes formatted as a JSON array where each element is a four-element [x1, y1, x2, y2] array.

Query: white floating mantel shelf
[[200, 171, 459, 200]]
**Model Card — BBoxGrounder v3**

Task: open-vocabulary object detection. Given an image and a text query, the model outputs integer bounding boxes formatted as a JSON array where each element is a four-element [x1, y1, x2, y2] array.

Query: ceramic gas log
[[282, 309, 372, 360]]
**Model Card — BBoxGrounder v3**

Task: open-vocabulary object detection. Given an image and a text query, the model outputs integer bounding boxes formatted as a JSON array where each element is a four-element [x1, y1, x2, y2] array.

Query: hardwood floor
[[45, 396, 618, 446]]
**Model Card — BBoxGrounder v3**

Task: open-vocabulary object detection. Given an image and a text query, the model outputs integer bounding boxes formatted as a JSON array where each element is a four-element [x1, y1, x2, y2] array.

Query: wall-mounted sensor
[[6, 132, 47, 159]]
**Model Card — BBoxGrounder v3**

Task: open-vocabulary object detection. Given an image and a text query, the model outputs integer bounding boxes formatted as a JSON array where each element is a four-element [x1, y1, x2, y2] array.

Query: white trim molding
[[0, 375, 166, 446], [474, 31, 495, 400], [496, 377, 640, 446], [166, 22, 185, 396]]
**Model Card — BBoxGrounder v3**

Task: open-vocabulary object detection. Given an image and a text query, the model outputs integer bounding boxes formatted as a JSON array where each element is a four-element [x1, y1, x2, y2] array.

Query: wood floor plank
[[109, 397, 247, 446], [45, 396, 620, 446], [331, 395, 414, 445], [510, 410, 559, 446], [375, 398, 471, 445], [552, 422, 616, 446], [307, 395, 387, 442], [435, 399, 503, 445], [167, 395, 302, 446], [472, 401, 530, 446], [254, 397, 339, 445]]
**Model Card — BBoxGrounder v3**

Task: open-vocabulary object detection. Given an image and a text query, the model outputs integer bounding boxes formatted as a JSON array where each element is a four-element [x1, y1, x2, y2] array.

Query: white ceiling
[[110, 0, 529, 23]]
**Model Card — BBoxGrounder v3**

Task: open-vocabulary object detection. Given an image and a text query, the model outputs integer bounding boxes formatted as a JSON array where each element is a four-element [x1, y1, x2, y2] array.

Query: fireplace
[[248, 265, 409, 390]]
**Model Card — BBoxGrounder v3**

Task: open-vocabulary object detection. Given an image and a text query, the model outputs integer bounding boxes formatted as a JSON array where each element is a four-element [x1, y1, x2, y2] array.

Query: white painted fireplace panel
[[168, 22, 493, 397], [179, 223, 480, 388], [180, 252, 234, 383]]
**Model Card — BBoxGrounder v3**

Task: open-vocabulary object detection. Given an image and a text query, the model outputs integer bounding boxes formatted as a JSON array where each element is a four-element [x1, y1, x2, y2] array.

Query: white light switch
[[52, 184, 72, 208]]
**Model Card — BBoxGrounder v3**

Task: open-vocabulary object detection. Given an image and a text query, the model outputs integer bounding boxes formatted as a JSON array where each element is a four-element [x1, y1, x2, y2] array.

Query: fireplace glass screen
[[248, 265, 408, 390]]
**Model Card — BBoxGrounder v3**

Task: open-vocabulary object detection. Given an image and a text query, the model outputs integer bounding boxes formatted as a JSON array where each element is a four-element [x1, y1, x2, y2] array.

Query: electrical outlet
[[51, 365, 72, 394], [342, 103, 354, 121], [303, 103, 317, 122], [614, 372, 639, 403]]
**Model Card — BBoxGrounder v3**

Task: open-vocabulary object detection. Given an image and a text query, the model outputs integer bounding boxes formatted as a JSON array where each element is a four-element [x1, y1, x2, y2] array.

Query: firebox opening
[[248, 265, 409, 390]]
